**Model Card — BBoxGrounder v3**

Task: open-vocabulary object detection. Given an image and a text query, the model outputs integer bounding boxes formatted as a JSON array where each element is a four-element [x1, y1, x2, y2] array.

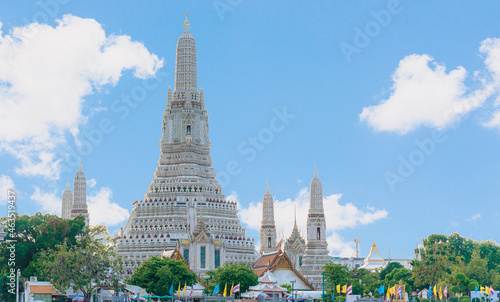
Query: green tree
[[129, 256, 197, 296], [380, 262, 403, 281], [461, 252, 489, 286], [280, 284, 292, 294], [37, 225, 120, 302], [0, 213, 85, 276], [201, 263, 258, 297], [323, 263, 350, 300], [412, 234, 461, 289]]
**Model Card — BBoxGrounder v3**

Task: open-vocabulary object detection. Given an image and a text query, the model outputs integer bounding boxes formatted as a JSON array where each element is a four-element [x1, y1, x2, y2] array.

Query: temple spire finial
[[184, 12, 190, 32], [266, 181, 269, 193], [79, 157, 82, 170], [66, 177, 70, 189], [314, 164, 317, 177], [294, 205, 297, 227]]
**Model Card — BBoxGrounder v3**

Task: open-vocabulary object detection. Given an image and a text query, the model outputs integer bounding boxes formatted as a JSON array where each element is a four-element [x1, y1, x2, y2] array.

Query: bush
[[450, 297, 459, 302], [469, 280, 479, 292], [461, 296, 470, 302], [420, 299, 430, 302], [452, 286, 462, 294], [471, 298, 480, 302]]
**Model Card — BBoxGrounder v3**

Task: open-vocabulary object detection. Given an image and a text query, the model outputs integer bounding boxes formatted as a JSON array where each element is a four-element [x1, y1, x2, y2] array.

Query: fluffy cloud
[[0, 175, 15, 206], [30, 186, 61, 215], [239, 187, 388, 256], [88, 187, 129, 227], [359, 54, 492, 134], [0, 15, 163, 180], [480, 38, 500, 128], [467, 213, 481, 222]]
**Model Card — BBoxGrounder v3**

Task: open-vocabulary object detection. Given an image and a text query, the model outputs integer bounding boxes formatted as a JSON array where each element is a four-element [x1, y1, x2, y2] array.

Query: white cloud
[[479, 38, 500, 128], [30, 186, 61, 215], [87, 187, 129, 227], [359, 54, 492, 134], [88, 178, 97, 188], [239, 187, 388, 256], [0, 15, 164, 180], [467, 213, 481, 222], [0, 174, 15, 206]]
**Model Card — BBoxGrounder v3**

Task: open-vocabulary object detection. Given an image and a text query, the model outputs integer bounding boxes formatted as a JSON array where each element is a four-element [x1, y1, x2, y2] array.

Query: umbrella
[[72, 297, 84, 302], [255, 293, 270, 298]]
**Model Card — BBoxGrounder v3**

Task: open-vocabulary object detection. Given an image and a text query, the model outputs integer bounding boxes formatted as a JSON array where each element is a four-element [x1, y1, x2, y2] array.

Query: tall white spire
[[71, 160, 89, 225], [300, 167, 332, 290], [61, 177, 73, 219], [174, 12, 197, 93], [260, 182, 277, 254]]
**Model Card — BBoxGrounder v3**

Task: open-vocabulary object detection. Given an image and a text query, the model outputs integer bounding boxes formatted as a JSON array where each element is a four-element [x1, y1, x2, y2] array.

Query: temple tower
[[260, 184, 277, 254], [70, 161, 89, 225], [116, 14, 256, 276], [61, 178, 73, 219], [300, 168, 332, 289], [286, 206, 306, 269]]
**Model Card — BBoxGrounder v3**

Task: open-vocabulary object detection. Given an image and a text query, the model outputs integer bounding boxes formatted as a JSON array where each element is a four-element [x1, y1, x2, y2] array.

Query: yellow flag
[[439, 287, 443, 300], [337, 285, 341, 294], [182, 283, 187, 297], [177, 283, 181, 297], [481, 286, 485, 294], [223, 283, 227, 297], [230, 284, 234, 296], [486, 287, 491, 295], [342, 285, 347, 293], [433, 285, 437, 297]]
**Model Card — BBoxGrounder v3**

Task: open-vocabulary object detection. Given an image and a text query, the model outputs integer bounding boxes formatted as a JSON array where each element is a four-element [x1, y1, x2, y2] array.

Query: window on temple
[[317, 227, 321, 240], [268, 237, 271, 249], [200, 246, 206, 269], [183, 248, 189, 261], [187, 125, 191, 135], [215, 250, 220, 268], [299, 256, 303, 267]]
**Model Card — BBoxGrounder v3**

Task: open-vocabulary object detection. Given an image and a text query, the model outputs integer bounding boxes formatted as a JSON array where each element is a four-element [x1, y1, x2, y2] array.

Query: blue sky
[[1, 1, 500, 258]]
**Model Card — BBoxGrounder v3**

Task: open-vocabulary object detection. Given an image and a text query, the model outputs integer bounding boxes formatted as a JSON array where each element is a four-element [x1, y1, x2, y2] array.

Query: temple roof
[[252, 248, 314, 290], [360, 242, 386, 271]]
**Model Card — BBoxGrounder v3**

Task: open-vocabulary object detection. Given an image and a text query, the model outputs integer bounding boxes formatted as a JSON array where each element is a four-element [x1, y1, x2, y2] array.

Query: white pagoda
[[116, 14, 256, 276]]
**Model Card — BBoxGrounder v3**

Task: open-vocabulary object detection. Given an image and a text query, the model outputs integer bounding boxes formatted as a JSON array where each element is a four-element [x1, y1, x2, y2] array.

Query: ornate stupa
[[116, 14, 256, 276]]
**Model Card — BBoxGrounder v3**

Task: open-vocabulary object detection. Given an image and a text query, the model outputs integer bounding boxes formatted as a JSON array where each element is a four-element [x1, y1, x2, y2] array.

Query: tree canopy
[[0, 213, 85, 277], [201, 263, 258, 296], [128, 256, 197, 296]]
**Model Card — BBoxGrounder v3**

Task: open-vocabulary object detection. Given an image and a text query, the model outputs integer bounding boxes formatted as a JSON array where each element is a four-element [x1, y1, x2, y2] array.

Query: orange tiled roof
[[30, 285, 58, 294]]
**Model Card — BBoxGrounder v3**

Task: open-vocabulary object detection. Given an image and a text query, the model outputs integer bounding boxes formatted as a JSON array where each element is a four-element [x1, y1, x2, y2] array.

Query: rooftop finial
[[79, 157, 82, 170], [184, 12, 190, 32], [314, 164, 317, 177], [66, 177, 70, 189], [294, 205, 297, 227], [266, 181, 269, 193]]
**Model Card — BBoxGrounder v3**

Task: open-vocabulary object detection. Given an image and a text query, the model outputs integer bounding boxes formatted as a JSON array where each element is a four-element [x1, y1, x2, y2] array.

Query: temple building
[[260, 184, 277, 254], [299, 169, 332, 290], [257, 169, 331, 290], [60, 161, 89, 225], [285, 206, 306, 270], [116, 14, 256, 276], [253, 249, 314, 291]]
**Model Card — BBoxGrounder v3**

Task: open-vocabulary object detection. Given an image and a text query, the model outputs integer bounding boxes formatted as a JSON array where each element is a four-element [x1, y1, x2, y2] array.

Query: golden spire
[[266, 181, 269, 193], [314, 164, 317, 177], [66, 177, 70, 189], [79, 157, 82, 170], [183, 12, 190, 32]]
